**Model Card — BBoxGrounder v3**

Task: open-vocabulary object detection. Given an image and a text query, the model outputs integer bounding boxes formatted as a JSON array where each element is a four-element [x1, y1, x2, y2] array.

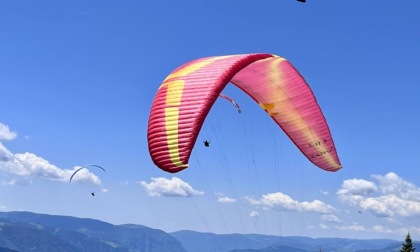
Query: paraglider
[[69, 164, 105, 183], [147, 53, 341, 173], [70, 165, 105, 196], [219, 94, 241, 113]]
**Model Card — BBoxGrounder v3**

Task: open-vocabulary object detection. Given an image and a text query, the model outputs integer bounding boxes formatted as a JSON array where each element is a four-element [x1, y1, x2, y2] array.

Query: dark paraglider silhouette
[[203, 140, 210, 147], [297, 0, 306, 2], [91, 192, 95, 196]]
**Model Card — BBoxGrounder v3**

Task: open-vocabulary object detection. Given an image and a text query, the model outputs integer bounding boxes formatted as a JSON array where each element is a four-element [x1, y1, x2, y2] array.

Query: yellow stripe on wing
[[161, 56, 233, 168]]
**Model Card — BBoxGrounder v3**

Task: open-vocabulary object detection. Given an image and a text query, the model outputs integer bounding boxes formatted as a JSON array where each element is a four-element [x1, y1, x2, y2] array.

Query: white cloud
[[334, 223, 398, 235], [373, 172, 420, 201], [337, 178, 377, 197], [0, 123, 17, 141], [0, 143, 14, 162], [320, 190, 330, 195], [119, 181, 129, 186], [140, 177, 204, 197], [337, 172, 420, 218], [371, 225, 393, 233], [320, 224, 329, 229], [247, 192, 335, 214], [321, 214, 341, 223], [15, 153, 70, 178], [11, 153, 101, 184], [1, 178, 32, 186], [332, 223, 417, 237], [336, 223, 367, 232], [361, 195, 420, 217], [250, 211, 259, 218], [218, 196, 236, 203], [0, 124, 101, 185], [216, 193, 236, 203]]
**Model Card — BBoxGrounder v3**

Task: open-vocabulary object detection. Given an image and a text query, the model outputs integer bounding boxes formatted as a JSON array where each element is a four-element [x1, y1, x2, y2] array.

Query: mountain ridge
[[0, 211, 417, 252]]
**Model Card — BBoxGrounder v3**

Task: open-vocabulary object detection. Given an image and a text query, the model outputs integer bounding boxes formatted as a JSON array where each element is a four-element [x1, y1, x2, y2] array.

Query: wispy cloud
[[334, 223, 420, 237], [320, 224, 329, 229], [371, 225, 393, 233], [139, 177, 204, 197], [320, 190, 330, 195], [337, 172, 420, 218], [1, 178, 32, 186], [246, 192, 335, 214], [335, 223, 395, 235], [119, 181, 129, 186], [0, 122, 101, 185], [215, 193, 236, 203], [321, 214, 341, 223], [335, 222, 367, 232], [250, 210, 259, 218]]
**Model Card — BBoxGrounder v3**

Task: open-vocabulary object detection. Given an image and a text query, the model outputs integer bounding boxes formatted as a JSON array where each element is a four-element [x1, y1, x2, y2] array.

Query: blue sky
[[1, 0, 420, 240]]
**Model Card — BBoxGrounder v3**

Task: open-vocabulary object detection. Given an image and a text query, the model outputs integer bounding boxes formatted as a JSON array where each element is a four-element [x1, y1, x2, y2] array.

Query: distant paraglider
[[69, 164, 105, 183], [147, 53, 342, 173], [219, 94, 241, 113], [70, 165, 105, 196], [203, 140, 210, 147]]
